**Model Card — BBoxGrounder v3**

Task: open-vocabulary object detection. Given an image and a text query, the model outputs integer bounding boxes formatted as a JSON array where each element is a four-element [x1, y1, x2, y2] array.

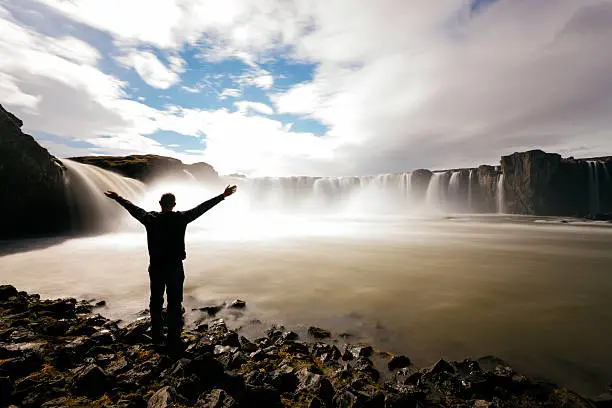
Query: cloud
[[181, 85, 200, 93], [219, 88, 242, 99], [272, 82, 320, 115], [12, 0, 612, 176], [234, 101, 275, 115], [117, 51, 182, 89]]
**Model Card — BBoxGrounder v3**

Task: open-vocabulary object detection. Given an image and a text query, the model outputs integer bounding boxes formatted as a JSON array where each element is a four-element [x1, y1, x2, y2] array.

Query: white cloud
[[117, 51, 181, 89], [234, 101, 275, 115], [10, 0, 612, 176], [254, 74, 274, 90], [181, 85, 200, 93], [272, 82, 320, 115], [219, 88, 242, 99]]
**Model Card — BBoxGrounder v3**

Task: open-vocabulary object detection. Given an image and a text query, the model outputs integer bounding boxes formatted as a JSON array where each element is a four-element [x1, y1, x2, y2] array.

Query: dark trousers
[[148, 262, 185, 343]]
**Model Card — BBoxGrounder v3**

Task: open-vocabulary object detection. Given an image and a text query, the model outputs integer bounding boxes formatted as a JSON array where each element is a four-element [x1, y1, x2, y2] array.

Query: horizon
[[3, 0, 612, 177]]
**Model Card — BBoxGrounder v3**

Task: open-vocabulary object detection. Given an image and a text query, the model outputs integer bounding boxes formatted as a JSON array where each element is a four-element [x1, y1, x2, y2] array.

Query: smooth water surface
[[2, 216, 612, 395]]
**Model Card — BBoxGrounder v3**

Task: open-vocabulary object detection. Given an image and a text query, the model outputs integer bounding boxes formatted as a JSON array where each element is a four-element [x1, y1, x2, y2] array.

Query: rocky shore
[[0, 285, 609, 408]]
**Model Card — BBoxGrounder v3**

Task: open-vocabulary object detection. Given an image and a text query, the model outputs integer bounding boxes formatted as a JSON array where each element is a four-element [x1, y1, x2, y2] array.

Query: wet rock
[[198, 305, 223, 316], [188, 353, 225, 385], [308, 326, 331, 339], [348, 344, 374, 359], [0, 376, 13, 407], [353, 357, 380, 382], [0, 354, 43, 380], [196, 388, 236, 408], [209, 319, 228, 334], [283, 340, 310, 355], [120, 317, 151, 344], [239, 336, 258, 353], [228, 299, 246, 309], [297, 368, 335, 402], [187, 336, 214, 354], [430, 359, 455, 375], [388, 355, 412, 371], [0, 285, 18, 301], [148, 386, 175, 408], [70, 364, 109, 398], [270, 365, 298, 392], [176, 374, 203, 404], [220, 331, 241, 347], [282, 331, 299, 341], [244, 385, 282, 408]]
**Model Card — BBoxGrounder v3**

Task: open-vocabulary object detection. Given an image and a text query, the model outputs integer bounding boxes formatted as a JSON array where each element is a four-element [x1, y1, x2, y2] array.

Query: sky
[[2, 0, 612, 176]]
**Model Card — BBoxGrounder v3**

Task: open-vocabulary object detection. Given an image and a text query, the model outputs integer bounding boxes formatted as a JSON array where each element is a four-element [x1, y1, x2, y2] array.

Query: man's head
[[159, 193, 176, 212]]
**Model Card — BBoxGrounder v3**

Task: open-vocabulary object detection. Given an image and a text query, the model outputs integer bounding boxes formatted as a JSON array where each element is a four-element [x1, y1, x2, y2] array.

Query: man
[[104, 185, 237, 353]]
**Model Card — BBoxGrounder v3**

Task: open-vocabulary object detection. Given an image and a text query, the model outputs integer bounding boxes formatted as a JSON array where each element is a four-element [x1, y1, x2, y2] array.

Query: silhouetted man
[[104, 185, 237, 353]]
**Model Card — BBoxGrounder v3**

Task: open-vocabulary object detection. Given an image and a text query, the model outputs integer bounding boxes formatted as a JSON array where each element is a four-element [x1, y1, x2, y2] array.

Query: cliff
[[501, 150, 612, 216], [0, 105, 70, 239], [70, 155, 219, 184]]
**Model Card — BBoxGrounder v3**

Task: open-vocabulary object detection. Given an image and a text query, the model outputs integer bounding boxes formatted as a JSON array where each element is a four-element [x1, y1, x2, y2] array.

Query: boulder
[[196, 388, 236, 408], [388, 355, 412, 371], [70, 364, 109, 398], [148, 386, 175, 408], [308, 326, 331, 339], [0, 285, 18, 301]]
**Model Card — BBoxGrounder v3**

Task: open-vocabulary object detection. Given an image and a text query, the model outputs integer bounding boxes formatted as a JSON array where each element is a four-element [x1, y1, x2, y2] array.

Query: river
[[1, 215, 611, 396]]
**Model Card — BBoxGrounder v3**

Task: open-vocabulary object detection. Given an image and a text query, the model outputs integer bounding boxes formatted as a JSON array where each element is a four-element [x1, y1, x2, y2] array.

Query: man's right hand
[[104, 191, 120, 200], [223, 185, 237, 197]]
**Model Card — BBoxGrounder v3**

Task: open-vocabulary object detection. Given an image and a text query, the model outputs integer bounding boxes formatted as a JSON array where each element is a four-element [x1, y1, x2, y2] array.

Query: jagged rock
[[0, 285, 18, 301], [196, 388, 236, 408], [70, 364, 109, 398], [308, 326, 331, 339], [297, 368, 334, 402], [430, 359, 455, 375], [148, 386, 175, 408], [120, 317, 151, 344], [239, 336, 258, 353], [282, 330, 299, 341], [244, 385, 282, 408], [220, 331, 240, 347], [0, 376, 13, 407], [348, 344, 374, 359], [270, 365, 298, 392], [353, 357, 380, 382], [228, 299, 246, 309], [0, 354, 43, 380], [388, 355, 412, 371]]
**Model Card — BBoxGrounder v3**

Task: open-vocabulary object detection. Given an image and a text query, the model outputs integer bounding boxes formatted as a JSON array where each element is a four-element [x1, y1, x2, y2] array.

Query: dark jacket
[[115, 194, 225, 264]]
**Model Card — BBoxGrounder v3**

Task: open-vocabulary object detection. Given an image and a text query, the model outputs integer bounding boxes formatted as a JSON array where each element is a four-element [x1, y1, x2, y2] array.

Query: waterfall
[[425, 172, 446, 209], [497, 173, 505, 214], [183, 169, 196, 180], [62, 159, 145, 231], [448, 171, 460, 198], [468, 169, 473, 212], [588, 161, 601, 215]]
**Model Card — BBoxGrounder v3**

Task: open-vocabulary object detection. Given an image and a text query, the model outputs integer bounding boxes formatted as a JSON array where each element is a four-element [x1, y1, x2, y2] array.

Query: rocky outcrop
[[501, 150, 612, 216], [70, 155, 219, 184], [0, 105, 70, 239], [1, 285, 608, 408]]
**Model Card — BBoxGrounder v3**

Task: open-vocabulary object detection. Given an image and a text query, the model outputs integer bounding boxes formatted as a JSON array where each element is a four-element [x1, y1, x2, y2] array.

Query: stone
[[348, 344, 373, 358], [430, 359, 455, 375], [297, 368, 334, 402], [353, 357, 380, 382], [308, 326, 331, 339], [228, 299, 246, 309], [244, 385, 282, 408], [198, 305, 223, 316], [388, 355, 412, 371], [239, 336, 258, 353], [270, 365, 298, 392], [196, 388, 236, 408], [70, 364, 109, 398], [148, 386, 175, 408], [0, 376, 13, 407], [0, 285, 18, 301]]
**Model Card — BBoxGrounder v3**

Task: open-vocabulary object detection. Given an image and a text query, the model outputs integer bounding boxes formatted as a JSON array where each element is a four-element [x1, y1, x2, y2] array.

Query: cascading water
[[588, 161, 601, 215], [468, 170, 473, 212], [497, 173, 505, 214], [425, 172, 446, 210], [62, 159, 145, 231], [448, 172, 460, 201]]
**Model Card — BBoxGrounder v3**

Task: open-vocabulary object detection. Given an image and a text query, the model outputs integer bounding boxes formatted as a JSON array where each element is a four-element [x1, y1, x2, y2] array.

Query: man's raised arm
[[104, 191, 151, 226], [182, 185, 237, 224]]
